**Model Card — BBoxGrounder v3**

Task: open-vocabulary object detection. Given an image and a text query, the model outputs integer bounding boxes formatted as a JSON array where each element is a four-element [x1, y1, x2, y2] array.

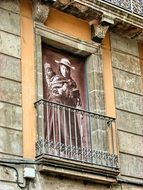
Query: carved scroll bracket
[[90, 14, 115, 43], [32, 0, 50, 23]]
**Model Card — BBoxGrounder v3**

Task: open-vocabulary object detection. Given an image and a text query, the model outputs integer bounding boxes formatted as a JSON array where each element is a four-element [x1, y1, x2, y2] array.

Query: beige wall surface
[[45, 8, 91, 42], [0, 0, 22, 159], [0, 0, 23, 188], [110, 32, 143, 182], [20, 0, 36, 159]]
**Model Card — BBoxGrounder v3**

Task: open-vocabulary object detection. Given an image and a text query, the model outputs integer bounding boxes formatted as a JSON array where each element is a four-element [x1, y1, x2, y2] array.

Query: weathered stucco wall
[[110, 32, 143, 183], [0, 0, 22, 159], [0, 0, 23, 189]]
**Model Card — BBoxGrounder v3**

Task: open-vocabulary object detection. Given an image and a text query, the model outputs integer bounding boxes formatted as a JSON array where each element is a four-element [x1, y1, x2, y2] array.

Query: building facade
[[0, 0, 143, 189]]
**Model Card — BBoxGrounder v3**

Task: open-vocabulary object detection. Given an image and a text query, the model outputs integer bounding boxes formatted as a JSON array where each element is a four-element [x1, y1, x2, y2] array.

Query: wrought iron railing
[[98, 0, 143, 16], [34, 99, 118, 169]]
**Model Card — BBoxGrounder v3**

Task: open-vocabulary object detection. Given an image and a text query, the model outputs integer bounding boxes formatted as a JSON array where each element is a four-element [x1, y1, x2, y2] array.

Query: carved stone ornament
[[91, 24, 109, 43], [33, 0, 50, 23], [90, 15, 115, 43]]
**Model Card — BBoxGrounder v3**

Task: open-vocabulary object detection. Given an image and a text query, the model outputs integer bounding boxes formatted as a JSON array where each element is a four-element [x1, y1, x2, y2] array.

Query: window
[[42, 45, 90, 156], [34, 24, 119, 184]]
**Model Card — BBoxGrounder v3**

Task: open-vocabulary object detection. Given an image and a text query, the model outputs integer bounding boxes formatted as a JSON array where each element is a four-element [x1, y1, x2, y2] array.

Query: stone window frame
[[35, 23, 99, 100], [34, 22, 119, 184]]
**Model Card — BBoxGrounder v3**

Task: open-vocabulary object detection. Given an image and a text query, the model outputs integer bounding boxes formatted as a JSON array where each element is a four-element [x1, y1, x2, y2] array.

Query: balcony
[[34, 99, 119, 183], [99, 0, 143, 17]]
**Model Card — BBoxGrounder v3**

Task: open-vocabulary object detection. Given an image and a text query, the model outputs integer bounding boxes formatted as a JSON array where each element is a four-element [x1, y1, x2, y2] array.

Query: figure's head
[[55, 58, 75, 78], [44, 62, 54, 78], [59, 64, 70, 78]]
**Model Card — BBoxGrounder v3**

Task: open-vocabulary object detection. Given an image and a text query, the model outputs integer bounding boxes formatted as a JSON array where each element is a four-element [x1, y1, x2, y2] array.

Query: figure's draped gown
[[45, 74, 81, 149]]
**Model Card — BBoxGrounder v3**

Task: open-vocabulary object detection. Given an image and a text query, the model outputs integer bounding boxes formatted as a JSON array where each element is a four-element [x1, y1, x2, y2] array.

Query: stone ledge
[[36, 154, 119, 184]]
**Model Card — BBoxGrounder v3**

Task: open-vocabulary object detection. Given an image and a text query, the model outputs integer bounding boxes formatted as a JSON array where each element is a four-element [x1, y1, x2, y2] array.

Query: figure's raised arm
[[44, 62, 55, 87]]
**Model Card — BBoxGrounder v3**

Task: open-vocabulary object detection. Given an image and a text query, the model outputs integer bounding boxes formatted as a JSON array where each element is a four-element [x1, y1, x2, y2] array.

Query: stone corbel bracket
[[90, 14, 115, 43], [32, 0, 50, 23]]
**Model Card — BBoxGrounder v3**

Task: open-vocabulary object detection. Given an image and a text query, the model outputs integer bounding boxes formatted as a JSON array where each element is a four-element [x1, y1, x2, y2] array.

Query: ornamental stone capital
[[90, 14, 115, 43], [91, 24, 109, 43], [32, 0, 50, 23]]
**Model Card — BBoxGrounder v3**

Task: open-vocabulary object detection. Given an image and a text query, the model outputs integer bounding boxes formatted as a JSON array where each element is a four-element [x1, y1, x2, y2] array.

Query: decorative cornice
[[33, 0, 143, 41], [32, 0, 50, 23], [74, 0, 143, 28], [44, 0, 143, 41]]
